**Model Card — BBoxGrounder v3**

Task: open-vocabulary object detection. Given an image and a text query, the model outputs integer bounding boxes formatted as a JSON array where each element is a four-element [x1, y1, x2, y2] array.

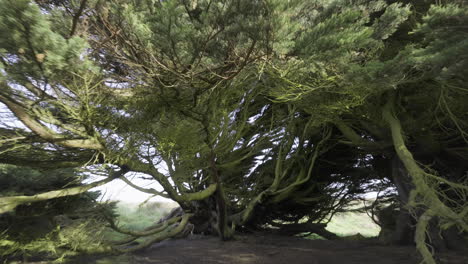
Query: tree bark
[[383, 98, 468, 263], [389, 156, 415, 245], [0, 169, 124, 214], [209, 151, 233, 240]]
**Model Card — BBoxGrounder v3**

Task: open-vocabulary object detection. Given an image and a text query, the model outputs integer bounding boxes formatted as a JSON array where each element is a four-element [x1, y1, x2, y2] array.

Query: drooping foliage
[[0, 0, 467, 263], [0, 164, 115, 262]]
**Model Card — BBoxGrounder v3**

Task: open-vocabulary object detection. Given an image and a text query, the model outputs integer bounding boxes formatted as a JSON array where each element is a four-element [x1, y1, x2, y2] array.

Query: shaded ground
[[71, 234, 468, 264]]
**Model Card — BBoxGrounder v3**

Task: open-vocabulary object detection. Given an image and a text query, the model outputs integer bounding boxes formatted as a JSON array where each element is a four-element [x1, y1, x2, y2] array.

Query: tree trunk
[[383, 102, 467, 263], [386, 157, 468, 250], [209, 152, 233, 240], [389, 156, 415, 245]]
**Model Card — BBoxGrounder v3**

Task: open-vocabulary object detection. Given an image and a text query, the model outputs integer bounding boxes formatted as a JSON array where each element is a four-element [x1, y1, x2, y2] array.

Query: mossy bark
[[0, 176, 116, 214], [383, 99, 468, 263], [113, 214, 192, 253]]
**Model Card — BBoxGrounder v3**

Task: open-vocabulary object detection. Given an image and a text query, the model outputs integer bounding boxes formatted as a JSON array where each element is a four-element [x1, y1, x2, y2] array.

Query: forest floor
[[70, 234, 468, 264], [9, 202, 466, 264]]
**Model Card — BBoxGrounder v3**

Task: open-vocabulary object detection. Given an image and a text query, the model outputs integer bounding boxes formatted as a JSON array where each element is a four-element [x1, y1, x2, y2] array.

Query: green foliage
[[0, 0, 96, 81], [0, 164, 77, 196], [101, 201, 177, 243], [267, 0, 412, 125], [406, 4, 468, 80], [0, 1, 467, 262], [0, 219, 109, 263], [0, 164, 117, 261], [113, 202, 175, 231]]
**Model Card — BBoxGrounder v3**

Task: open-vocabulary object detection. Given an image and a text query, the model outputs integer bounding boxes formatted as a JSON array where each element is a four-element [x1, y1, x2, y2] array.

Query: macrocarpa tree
[[0, 0, 467, 263]]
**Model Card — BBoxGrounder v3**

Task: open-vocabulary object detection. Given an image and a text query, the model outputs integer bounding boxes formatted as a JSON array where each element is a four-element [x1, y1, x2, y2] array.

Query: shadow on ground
[[71, 234, 468, 264]]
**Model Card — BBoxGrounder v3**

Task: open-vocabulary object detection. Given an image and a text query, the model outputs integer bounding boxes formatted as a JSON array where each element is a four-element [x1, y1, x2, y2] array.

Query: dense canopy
[[0, 0, 467, 263]]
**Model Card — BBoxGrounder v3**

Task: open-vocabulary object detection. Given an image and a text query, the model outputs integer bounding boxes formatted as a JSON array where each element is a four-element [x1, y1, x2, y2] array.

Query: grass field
[[103, 201, 177, 241], [113, 201, 177, 229], [325, 210, 380, 237]]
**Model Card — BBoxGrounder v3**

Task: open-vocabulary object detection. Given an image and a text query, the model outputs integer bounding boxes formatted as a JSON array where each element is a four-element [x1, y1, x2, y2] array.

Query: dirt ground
[[70, 234, 468, 264]]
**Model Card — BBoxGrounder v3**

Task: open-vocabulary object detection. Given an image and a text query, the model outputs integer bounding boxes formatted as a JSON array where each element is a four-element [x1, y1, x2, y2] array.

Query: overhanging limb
[[0, 167, 127, 214]]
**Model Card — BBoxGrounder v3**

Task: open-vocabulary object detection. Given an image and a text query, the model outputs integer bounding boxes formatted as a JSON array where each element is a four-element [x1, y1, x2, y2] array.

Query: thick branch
[[334, 120, 390, 149], [114, 213, 192, 253], [107, 216, 181, 237], [415, 210, 436, 264], [272, 222, 339, 240], [0, 154, 89, 169], [126, 158, 217, 203], [0, 172, 120, 214], [0, 131, 96, 168], [179, 183, 217, 202], [119, 175, 170, 198], [383, 98, 468, 263], [0, 93, 102, 150], [69, 0, 88, 37], [233, 130, 330, 225], [231, 189, 271, 225], [383, 100, 463, 223], [270, 129, 331, 203]]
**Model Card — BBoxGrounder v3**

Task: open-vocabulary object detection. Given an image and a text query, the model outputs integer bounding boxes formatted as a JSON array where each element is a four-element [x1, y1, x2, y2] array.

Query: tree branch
[[126, 158, 217, 203], [114, 213, 192, 253], [0, 167, 127, 214], [334, 120, 390, 150], [69, 0, 88, 37], [0, 92, 103, 150], [119, 175, 170, 198]]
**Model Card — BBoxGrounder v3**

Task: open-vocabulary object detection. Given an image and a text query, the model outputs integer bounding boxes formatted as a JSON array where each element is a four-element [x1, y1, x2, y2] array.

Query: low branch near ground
[[415, 210, 437, 264], [271, 222, 339, 240], [107, 215, 182, 237], [113, 214, 192, 253]]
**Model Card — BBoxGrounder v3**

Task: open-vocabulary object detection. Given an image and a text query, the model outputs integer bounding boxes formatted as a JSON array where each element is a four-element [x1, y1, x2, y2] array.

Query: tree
[[267, 1, 468, 263], [0, 1, 466, 263], [0, 0, 278, 245], [0, 164, 116, 261]]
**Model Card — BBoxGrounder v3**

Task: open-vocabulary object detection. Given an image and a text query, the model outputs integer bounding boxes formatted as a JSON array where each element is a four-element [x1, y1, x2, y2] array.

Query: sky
[[88, 172, 173, 204]]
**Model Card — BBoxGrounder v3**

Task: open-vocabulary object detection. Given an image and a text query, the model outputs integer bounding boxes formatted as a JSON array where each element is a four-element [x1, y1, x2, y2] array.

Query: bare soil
[[69, 233, 468, 264]]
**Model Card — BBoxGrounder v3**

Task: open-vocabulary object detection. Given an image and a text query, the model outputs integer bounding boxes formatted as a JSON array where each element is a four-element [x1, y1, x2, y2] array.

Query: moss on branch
[[0, 168, 125, 214], [113, 214, 192, 253]]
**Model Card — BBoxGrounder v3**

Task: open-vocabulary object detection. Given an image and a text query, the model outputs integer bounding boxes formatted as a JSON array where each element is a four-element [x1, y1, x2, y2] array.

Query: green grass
[[325, 210, 380, 237], [104, 201, 177, 241], [114, 201, 176, 230], [302, 201, 381, 240]]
